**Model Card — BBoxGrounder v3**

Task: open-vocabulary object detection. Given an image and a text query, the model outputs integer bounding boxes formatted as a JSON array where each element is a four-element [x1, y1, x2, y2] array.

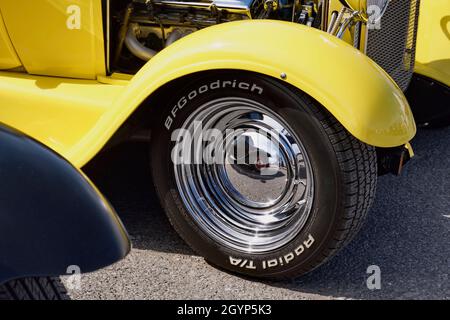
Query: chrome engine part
[[117, 0, 304, 64], [125, 23, 158, 61], [129, 0, 270, 29], [113, 0, 420, 93]]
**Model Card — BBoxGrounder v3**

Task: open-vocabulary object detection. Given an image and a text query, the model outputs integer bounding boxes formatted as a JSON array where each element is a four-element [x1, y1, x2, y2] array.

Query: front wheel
[[151, 72, 377, 279]]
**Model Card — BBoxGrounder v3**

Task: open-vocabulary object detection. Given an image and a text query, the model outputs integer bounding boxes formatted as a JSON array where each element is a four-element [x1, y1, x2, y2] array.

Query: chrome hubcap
[[173, 98, 314, 254]]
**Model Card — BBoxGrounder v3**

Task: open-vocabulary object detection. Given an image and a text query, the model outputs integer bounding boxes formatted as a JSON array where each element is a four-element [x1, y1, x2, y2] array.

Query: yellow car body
[[0, 0, 417, 168], [415, 0, 450, 88], [405, 0, 450, 127]]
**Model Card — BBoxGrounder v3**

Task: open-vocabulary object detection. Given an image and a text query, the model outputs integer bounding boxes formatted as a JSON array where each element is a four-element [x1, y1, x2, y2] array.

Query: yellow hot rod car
[[0, 0, 447, 279]]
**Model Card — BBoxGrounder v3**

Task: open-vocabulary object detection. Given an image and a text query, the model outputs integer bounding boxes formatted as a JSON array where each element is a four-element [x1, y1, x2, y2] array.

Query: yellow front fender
[[0, 20, 416, 168], [113, 20, 415, 146]]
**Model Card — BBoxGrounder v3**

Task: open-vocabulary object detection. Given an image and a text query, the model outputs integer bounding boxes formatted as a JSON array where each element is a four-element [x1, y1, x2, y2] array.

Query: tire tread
[[295, 92, 377, 275], [0, 277, 68, 300]]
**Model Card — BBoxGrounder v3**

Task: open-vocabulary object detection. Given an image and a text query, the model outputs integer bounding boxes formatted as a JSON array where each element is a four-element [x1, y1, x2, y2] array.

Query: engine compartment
[[110, 0, 323, 73]]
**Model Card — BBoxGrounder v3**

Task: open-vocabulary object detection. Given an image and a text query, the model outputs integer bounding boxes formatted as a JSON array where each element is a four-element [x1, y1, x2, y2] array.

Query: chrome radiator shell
[[366, 0, 421, 91]]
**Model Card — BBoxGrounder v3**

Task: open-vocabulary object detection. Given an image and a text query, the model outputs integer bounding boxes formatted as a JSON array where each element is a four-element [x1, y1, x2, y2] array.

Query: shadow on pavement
[[84, 126, 450, 300], [83, 141, 194, 256]]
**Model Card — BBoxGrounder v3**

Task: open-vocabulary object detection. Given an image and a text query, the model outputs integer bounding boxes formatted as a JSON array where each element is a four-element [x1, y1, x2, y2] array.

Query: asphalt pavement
[[67, 126, 450, 300]]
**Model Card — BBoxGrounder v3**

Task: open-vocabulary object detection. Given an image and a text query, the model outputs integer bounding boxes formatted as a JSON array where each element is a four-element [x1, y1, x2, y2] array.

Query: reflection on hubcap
[[173, 97, 314, 254]]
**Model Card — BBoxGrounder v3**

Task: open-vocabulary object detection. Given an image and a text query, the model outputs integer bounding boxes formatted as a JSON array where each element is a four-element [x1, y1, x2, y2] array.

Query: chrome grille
[[366, 0, 421, 91]]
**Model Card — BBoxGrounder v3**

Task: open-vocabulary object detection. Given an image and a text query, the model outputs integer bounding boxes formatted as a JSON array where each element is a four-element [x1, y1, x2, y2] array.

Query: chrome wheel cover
[[173, 97, 314, 254]]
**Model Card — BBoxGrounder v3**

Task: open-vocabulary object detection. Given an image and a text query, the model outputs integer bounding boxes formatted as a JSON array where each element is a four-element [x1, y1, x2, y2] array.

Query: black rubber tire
[[151, 72, 377, 279], [0, 277, 69, 300]]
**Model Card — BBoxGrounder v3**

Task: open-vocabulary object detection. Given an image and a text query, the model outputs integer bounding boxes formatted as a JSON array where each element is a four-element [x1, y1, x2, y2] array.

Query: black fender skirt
[[0, 124, 130, 284]]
